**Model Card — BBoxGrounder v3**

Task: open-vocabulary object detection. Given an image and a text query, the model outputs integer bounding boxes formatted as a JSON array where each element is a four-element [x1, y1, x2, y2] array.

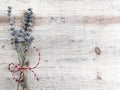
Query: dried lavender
[[7, 6, 34, 90]]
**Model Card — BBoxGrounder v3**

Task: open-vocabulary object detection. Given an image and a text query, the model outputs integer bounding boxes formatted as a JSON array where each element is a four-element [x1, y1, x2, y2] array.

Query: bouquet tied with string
[[7, 6, 40, 90]]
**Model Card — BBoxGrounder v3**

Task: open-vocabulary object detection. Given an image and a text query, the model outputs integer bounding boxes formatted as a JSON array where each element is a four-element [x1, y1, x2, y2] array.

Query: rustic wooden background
[[0, 0, 120, 90]]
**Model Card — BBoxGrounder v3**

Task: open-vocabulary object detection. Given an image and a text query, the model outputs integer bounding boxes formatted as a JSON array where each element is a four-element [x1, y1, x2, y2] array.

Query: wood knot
[[95, 47, 101, 55]]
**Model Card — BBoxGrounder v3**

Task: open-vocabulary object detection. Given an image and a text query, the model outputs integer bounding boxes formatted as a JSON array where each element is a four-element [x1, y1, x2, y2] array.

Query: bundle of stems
[[7, 6, 34, 90]]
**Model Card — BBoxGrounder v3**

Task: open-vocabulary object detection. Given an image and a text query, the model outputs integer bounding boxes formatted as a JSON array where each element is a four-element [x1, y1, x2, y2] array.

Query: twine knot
[[8, 47, 40, 82]]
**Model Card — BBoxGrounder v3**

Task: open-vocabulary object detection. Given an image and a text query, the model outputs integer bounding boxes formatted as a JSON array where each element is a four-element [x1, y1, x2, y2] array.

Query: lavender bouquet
[[7, 6, 35, 90]]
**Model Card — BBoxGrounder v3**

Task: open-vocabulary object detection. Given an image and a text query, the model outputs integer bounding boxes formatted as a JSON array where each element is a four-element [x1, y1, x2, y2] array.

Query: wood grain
[[1, 16, 120, 26]]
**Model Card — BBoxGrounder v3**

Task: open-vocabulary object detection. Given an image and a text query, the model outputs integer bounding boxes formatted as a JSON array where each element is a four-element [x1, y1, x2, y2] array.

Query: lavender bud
[[28, 8, 32, 11], [9, 22, 14, 26], [28, 15, 33, 19], [28, 18, 33, 22], [27, 28, 32, 32], [10, 27, 15, 31], [26, 12, 31, 16], [8, 7, 11, 9], [7, 13, 11, 16], [17, 33, 23, 37], [7, 10, 11, 13], [24, 18, 29, 22], [10, 42, 14, 44], [26, 32, 30, 36], [28, 22, 33, 26], [16, 37, 25, 42], [24, 45, 30, 52], [19, 29, 25, 33], [30, 12, 33, 15], [30, 36, 34, 41], [11, 31, 16, 36], [11, 38, 14, 41]]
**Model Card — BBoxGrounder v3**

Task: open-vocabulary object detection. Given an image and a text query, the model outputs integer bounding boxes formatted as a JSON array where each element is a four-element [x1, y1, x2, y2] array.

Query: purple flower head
[[7, 7, 34, 52]]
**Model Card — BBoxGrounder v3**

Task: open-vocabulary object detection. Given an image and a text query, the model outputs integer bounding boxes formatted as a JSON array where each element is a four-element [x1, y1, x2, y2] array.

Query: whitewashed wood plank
[[0, 0, 120, 90]]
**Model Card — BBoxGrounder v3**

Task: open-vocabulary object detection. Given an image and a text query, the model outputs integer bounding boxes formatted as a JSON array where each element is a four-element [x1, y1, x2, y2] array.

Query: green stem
[[16, 43, 28, 90], [17, 76, 20, 90], [23, 72, 29, 90]]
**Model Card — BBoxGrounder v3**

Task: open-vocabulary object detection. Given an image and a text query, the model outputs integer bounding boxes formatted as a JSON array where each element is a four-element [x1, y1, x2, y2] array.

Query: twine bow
[[8, 47, 40, 82]]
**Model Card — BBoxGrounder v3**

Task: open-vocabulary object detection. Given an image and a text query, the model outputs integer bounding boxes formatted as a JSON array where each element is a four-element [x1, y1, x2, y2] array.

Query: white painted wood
[[0, 0, 120, 90]]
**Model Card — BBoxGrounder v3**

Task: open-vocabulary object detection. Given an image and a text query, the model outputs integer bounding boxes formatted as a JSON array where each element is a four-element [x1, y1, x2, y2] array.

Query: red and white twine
[[8, 46, 40, 82]]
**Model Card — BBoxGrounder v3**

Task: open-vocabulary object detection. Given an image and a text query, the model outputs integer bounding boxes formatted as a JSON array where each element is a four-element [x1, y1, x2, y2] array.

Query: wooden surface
[[0, 0, 120, 90]]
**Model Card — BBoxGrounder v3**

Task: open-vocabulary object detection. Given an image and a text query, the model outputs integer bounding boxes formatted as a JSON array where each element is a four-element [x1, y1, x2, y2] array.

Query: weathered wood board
[[0, 0, 120, 90]]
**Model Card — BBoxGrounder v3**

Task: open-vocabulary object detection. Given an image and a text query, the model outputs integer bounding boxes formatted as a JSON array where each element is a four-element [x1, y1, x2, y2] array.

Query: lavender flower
[[8, 7, 34, 53], [7, 7, 34, 90]]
